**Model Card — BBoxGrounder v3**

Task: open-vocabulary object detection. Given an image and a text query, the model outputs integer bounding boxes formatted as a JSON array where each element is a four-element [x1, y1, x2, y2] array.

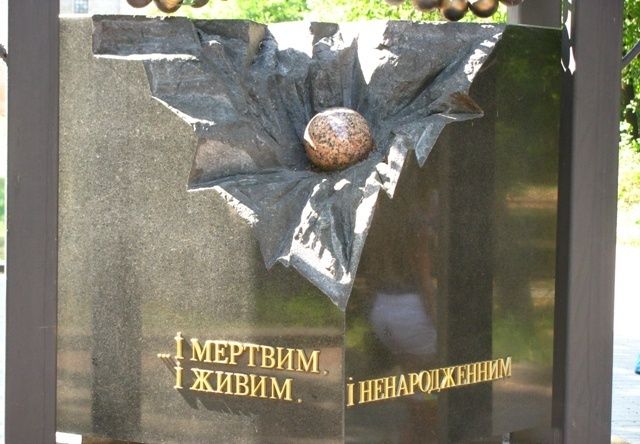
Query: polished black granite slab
[[345, 26, 560, 442], [58, 18, 560, 444]]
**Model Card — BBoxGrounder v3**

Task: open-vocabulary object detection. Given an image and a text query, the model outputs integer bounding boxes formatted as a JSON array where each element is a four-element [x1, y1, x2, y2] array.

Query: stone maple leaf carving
[[93, 16, 504, 309]]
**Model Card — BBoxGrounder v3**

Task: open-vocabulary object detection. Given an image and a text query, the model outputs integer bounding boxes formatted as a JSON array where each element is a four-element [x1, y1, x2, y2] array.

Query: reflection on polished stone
[[345, 25, 560, 443], [58, 18, 560, 444]]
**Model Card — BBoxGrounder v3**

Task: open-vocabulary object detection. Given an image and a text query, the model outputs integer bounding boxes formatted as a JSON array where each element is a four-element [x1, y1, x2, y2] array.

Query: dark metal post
[[511, 0, 623, 442], [553, 0, 622, 443], [6, 0, 59, 443]]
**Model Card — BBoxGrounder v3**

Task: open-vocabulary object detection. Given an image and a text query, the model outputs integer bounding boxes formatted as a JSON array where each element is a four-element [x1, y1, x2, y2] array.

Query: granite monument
[[58, 17, 560, 443]]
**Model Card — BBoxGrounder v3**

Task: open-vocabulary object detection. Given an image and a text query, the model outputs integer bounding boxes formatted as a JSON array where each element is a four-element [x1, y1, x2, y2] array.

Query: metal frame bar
[[6, 0, 59, 443], [623, 40, 640, 69]]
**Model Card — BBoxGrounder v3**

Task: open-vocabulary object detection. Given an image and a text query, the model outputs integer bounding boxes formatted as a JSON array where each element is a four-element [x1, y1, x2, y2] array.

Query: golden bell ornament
[[127, 0, 152, 7], [154, 0, 182, 13], [440, 0, 468, 21], [413, 0, 441, 12], [468, 0, 499, 17]]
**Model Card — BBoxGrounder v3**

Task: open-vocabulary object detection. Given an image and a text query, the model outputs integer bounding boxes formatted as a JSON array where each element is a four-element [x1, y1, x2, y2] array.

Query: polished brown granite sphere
[[440, 0, 469, 20], [468, 0, 498, 17], [154, 0, 182, 13], [413, 0, 441, 12], [127, 0, 152, 6], [303, 108, 375, 171], [191, 0, 210, 6]]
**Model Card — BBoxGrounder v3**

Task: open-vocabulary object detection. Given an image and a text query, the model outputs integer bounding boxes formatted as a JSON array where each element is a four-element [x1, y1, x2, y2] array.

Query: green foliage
[[168, 0, 507, 24], [622, 0, 640, 143], [620, 122, 640, 209], [307, 0, 506, 23], [618, 122, 640, 245], [226, 0, 309, 22], [619, 0, 640, 245], [307, 0, 437, 22], [167, 0, 309, 22], [624, 0, 640, 90], [249, 0, 303, 22]]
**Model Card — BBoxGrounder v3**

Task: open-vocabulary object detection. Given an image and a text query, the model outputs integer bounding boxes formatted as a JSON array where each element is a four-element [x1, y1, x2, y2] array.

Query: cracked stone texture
[[92, 17, 505, 309]]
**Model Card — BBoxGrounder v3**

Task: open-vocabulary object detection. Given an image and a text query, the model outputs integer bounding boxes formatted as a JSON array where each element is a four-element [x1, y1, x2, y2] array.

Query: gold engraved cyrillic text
[[347, 357, 513, 407], [158, 333, 322, 404]]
